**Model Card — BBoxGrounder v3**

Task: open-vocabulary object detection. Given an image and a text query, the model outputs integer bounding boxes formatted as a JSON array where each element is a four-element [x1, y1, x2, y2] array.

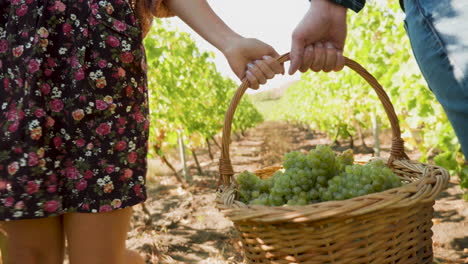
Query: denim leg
[[404, 0, 468, 155]]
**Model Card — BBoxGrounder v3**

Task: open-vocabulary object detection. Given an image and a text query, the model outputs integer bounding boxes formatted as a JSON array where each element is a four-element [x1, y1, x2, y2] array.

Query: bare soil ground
[[127, 121, 468, 264]]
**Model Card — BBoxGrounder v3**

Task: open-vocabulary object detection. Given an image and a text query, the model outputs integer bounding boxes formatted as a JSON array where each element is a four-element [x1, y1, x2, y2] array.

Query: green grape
[[323, 159, 402, 201]]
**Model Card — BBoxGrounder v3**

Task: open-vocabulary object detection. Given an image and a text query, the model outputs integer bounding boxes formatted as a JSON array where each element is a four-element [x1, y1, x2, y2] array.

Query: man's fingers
[[299, 45, 314, 73], [334, 51, 345, 72], [323, 42, 337, 72], [311, 42, 325, 72], [289, 38, 305, 75]]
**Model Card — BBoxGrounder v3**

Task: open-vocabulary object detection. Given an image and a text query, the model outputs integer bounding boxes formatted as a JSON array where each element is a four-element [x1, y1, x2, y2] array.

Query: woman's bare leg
[[64, 207, 144, 264], [0, 216, 65, 264]]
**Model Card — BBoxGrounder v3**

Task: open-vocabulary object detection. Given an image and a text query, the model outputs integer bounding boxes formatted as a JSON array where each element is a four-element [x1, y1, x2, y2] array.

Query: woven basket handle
[[219, 53, 409, 187]]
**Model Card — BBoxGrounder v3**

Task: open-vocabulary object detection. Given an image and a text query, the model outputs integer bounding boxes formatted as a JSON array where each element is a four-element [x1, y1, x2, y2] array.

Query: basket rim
[[216, 159, 450, 224]]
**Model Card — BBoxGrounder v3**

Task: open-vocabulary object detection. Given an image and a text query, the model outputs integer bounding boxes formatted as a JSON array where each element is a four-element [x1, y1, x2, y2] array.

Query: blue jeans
[[404, 0, 468, 155]]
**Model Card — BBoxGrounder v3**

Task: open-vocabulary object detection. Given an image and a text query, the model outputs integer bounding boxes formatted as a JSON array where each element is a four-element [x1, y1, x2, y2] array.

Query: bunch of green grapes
[[235, 145, 402, 206], [236, 171, 261, 203], [322, 159, 402, 201], [269, 145, 353, 206], [236, 171, 274, 205]]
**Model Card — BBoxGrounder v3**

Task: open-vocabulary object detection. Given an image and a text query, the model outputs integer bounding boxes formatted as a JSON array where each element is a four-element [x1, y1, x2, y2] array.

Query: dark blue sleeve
[[330, 0, 365, 12]]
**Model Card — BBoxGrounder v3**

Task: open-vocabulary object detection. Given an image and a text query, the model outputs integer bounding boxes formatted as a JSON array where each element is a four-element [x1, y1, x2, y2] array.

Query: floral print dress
[[0, 0, 150, 220]]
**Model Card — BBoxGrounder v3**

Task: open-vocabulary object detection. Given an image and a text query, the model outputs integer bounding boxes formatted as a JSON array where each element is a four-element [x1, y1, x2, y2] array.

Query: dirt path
[[127, 121, 468, 264]]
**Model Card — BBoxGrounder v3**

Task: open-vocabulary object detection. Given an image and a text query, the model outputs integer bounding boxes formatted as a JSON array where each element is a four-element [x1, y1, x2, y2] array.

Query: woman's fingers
[[246, 70, 259, 90], [254, 60, 275, 79], [261, 55, 284, 75], [247, 63, 267, 85], [299, 45, 314, 73]]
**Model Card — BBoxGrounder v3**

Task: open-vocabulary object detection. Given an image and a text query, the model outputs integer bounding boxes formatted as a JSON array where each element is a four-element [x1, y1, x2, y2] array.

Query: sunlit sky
[[167, 0, 311, 93]]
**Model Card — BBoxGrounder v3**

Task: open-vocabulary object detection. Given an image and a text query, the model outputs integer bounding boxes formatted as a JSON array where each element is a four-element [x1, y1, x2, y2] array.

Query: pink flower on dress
[[46, 116, 55, 127], [3, 78, 9, 90], [106, 165, 115, 173], [29, 59, 40, 73], [62, 23, 72, 34], [27, 181, 39, 195], [53, 136, 62, 149], [4, 197, 14, 207], [96, 99, 108, 110], [76, 179, 87, 191], [126, 85, 133, 97], [28, 152, 39, 166], [106, 35, 120, 47], [70, 56, 79, 68], [47, 57, 56, 67], [0, 180, 7, 190], [41, 83, 51, 94], [8, 121, 19, 132], [50, 99, 64, 112], [34, 108, 46, 118], [86, 143, 94, 150], [115, 140, 127, 151], [121, 52, 134, 63], [75, 138, 86, 147], [74, 68, 85, 80], [16, 4, 28, 17], [117, 67, 126, 78], [96, 123, 111, 135], [118, 117, 127, 126], [123, 168, 133, 179], [7, 109, 18, 121], [65, 166, 79, 179], [128, 152, 137, 163], [54, 1, 66, 12], [134, 184, 143, 197], [83, 170, 94, 179], [98, 60, 107, 68], [134, 111, 144, 123], [113, 20, 127, 32], [99, 204, 112, 212], [47, 185, 57, 193], [0, 40, 8, 53], [44, 200, 60, 212], [14, 201, 24, 210]]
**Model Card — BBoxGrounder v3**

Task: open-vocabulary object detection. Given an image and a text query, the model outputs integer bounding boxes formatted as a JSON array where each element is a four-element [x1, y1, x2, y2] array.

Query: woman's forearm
[[165, 0, 241, 53]]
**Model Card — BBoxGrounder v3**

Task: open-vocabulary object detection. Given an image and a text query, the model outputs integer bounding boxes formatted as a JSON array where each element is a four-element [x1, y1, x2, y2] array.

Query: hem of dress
[[0, 198, 147, 221]]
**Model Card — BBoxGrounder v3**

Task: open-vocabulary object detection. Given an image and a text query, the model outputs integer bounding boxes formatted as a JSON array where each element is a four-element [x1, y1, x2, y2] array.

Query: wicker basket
[[216, 54, 450, 264]]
